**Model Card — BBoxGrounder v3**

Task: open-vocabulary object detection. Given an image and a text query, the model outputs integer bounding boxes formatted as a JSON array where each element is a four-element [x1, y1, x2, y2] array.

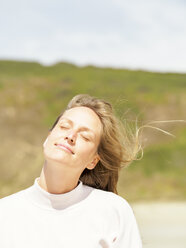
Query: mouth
[[55, 143, 74, 154]]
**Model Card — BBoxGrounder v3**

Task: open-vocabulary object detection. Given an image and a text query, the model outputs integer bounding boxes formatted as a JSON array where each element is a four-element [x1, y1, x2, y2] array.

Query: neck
[[38, 160, 80, 194]]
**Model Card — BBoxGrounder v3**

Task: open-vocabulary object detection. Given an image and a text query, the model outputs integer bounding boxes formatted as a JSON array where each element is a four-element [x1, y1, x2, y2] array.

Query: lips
[[55, 143, 74, 154]]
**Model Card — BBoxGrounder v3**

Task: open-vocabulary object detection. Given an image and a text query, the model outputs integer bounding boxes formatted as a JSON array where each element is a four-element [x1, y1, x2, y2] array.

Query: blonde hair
[[49, 94, 185, 194]]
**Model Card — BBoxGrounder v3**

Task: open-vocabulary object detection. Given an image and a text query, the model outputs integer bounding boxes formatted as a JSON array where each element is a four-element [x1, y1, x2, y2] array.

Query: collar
[[25, 177, 88, 211]]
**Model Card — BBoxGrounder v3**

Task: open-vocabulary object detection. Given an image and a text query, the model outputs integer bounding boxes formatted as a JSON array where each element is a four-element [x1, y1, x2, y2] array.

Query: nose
[[65, 131, 76, 144]]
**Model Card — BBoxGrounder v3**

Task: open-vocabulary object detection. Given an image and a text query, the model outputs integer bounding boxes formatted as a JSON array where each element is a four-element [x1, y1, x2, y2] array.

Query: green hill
[[0, 60, 186, 202]]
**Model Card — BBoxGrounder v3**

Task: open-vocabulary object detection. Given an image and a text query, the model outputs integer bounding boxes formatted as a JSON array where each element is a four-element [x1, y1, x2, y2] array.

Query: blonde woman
[[0, 94, 143, 247]]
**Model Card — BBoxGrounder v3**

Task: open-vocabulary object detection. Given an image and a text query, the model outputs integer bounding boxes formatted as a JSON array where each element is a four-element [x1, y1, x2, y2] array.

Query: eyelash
[[81, 135, 89, 141], [60, 125, 69, 129]]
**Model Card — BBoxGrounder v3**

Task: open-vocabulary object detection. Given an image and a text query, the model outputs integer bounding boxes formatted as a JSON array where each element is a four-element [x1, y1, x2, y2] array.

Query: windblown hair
[[49, 94, 143, 194]]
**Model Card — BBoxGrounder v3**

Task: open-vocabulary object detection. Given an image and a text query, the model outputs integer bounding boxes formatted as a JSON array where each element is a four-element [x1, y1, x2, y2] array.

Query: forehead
[[59, 106, 102, 134]]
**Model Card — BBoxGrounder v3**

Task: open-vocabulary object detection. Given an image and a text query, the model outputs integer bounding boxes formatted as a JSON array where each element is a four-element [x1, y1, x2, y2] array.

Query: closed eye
[[81, 135, 90, 141], [60, 125, 69, 129]]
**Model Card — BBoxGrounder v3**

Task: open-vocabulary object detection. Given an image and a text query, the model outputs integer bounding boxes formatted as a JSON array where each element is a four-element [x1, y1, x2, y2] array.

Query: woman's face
[[43, 106, 103, 173]]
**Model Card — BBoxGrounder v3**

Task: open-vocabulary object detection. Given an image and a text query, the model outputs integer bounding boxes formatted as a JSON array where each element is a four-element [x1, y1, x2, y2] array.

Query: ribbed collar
[[25, 177, 88, 211]]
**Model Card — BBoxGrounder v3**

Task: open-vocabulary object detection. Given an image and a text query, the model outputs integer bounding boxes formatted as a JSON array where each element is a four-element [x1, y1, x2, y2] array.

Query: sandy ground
[[131, 201, 186, 248]]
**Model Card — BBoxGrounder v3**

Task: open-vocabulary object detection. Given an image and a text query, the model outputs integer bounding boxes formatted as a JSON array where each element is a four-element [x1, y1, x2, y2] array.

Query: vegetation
[[0, 60, 186, 202]]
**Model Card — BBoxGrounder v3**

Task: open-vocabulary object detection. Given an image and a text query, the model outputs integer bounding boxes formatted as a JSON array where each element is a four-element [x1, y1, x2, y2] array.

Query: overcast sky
[[0, 0, 186, 72]]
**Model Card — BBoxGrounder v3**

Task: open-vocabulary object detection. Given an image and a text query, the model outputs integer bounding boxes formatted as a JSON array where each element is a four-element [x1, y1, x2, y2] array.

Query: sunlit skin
[[38, 106, 103, 194]]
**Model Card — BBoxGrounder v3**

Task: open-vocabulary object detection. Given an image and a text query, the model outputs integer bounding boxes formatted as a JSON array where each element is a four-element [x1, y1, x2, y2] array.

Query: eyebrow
[[60, 117, 95, 137]]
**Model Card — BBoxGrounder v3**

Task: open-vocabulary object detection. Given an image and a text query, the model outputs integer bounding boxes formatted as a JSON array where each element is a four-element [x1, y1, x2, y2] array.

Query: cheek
[[46, 130, 63, 145], [43, 134, 58, 154], [76, 141, 96, 159], [49, 130, 61, 139]]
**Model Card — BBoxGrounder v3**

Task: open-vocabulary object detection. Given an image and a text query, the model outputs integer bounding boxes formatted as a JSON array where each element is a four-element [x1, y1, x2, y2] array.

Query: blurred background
[[0, 0, 186, 247]]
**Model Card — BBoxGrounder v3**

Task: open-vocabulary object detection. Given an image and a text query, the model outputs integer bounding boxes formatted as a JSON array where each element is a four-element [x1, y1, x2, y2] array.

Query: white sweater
[[0, 177, 143, 248]]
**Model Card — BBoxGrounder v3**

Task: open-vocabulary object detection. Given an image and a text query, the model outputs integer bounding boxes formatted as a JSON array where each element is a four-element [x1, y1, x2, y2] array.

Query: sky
[[0, 0, 186, 73]]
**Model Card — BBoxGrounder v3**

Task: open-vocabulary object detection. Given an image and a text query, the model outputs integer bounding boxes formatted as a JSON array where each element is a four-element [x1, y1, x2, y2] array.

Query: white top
[[0, 177, 143, 248]]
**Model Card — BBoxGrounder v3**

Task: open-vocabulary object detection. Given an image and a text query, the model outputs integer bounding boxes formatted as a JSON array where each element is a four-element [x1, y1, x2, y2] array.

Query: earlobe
[[86, 163, 96, 170], [86, 156, 100, 170]]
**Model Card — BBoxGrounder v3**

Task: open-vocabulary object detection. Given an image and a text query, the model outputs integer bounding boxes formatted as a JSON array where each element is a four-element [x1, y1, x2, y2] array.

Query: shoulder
[[0, 187, 29, 210], [83, 186, 138, 235], [84, 185, 134, 216], [89, 186, 130, 205]]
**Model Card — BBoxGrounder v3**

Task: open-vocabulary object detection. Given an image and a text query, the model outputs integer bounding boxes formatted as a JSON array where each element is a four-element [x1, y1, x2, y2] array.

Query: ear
[[86, 154, 100, 170]]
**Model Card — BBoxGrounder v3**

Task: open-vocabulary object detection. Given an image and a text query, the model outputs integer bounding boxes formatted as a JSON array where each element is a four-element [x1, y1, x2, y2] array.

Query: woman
[[0, 94, 143, 247]]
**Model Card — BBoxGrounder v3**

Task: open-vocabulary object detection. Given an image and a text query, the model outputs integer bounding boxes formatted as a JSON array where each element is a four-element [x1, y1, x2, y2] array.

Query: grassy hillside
[[0, 60, 186, 202]]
